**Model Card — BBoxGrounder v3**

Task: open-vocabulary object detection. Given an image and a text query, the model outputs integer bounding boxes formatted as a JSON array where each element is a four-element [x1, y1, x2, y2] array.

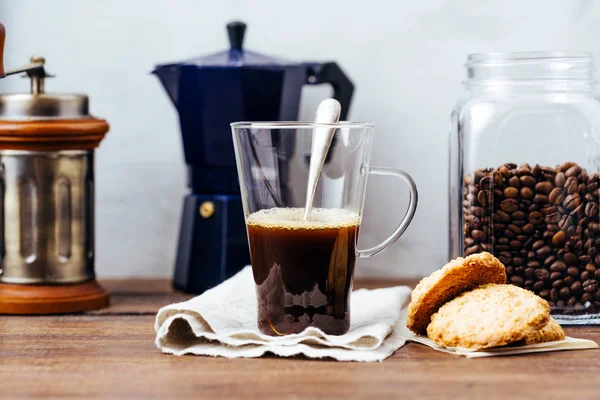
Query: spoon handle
[[304, 99, 341, 220]]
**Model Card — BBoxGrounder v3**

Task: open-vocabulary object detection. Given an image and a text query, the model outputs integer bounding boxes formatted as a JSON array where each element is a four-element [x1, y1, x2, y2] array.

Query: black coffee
[[463, 162, 600, 315], [246, 207, 360, 336]]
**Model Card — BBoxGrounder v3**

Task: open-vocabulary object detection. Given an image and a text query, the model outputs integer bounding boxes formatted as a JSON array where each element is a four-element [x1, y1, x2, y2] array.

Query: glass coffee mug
[[231, 122, 418, 335]]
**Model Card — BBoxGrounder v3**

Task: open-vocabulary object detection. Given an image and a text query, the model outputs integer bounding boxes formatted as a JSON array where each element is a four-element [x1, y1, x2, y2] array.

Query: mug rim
[[230, 121, 374, 129]]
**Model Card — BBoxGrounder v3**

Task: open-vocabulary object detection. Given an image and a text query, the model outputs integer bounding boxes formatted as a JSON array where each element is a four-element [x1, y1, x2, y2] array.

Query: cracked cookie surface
[[406, 252, 507, 334], [426, 283, 551, 350], [521, 317, 565, 345]]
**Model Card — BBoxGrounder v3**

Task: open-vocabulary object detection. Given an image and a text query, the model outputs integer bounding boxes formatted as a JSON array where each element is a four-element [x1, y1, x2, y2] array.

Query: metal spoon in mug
[[303, 98, 341, 220]]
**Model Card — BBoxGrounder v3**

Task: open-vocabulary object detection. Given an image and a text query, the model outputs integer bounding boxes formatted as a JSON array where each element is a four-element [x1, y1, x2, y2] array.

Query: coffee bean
[[498, 255, 511, 265], [510, 275, 524, 286], [555, 172, 566, 187], [465, 244, 482, 256], [548, 188, 566, 205], [479, 175, 493, 189], [528, 212, 543, 225], [522, 223, 534, 235], [544, 213, 561, 224], [580, 255, 592, 265], [508, 176, 521, 187], [559, 286, 571, 299], [550, 288, 559, 302], [512, 211, 526, 220], [509, 240, 522, 250], [513, 257, 524, 266], [550, 271, 563, 281], [520, 175, 536, 187], [550, 261, 567, 272], [502, 187, 517, 199], [544, 255, 556, 267], [471, 229, 487, 241], [585, 202, 598, 217], [583, 279, 599, 293], [567, 266, 580, 278], [558, 215, 572, 230], [537, 245, 552, 258], [595, 270, 600, 280], [507, 224, 522, 235], [565, 176, 579, 194], [564, 193, 582, 210], [568, 296, 577, 307], [552, 279, 564, 288], [551, 231, 566, 246], [566, 165, 582, 178], [589, 222, 600, 232], [540, 289, 550, 299], [564, 275, 575, 286], [582, 293, 593, 303], [536, 269, 550, 280], [499, 198, 518, 212], [498, 165, 510, 178], [586, 263, 596, 273], [470, 206, 485, 217], [535, 181, 553, 195], [532, 281, 545, 293], [564, 252, 579, 265], [571, 280, 583, 294], [477, 190, 490, 206], [581, 271, 590, 282], [533, 194, 549, 204], [493, 171, 504, 187]]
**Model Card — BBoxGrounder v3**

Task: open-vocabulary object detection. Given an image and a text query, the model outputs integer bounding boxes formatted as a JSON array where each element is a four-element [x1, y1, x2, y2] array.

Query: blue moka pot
[[153, 21, 354, 293]]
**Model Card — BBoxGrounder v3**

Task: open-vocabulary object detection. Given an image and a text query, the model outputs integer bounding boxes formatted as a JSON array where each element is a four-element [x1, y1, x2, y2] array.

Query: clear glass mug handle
[[357, 166, 418, 259]]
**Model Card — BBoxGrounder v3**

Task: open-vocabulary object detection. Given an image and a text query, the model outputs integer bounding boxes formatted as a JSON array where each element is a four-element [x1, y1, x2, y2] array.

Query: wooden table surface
[[1, 278, 599, 400]]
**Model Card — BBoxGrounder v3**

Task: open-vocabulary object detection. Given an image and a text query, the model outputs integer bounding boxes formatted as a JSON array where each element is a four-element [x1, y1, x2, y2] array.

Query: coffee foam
[[246, 207, 361, 230]]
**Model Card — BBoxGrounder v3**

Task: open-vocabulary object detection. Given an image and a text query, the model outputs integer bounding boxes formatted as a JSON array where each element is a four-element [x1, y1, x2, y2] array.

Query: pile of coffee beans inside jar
[[463, 162, 600, 314]]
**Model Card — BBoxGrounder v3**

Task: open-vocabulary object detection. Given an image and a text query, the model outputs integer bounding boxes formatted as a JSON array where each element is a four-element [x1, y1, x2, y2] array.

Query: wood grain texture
[[1, 278, 599, 400]]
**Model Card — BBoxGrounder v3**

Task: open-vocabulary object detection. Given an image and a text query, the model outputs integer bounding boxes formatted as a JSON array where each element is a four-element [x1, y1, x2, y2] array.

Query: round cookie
[[406, 252, 507, 334], [521, 317, 565, 345], [426, 284, 551, 350]]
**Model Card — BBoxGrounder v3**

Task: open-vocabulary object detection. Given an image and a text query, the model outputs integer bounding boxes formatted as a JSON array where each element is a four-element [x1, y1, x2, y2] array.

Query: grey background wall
[[1, 0, 599, 278]]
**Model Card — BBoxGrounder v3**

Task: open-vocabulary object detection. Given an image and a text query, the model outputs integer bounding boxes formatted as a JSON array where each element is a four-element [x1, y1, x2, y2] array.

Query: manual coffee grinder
[[0, 24, 110, 314], [153, 21, 354, 293]]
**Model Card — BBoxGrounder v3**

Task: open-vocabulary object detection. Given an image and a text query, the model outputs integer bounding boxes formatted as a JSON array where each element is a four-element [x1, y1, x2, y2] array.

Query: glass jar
[[449, 52, 600, 323]]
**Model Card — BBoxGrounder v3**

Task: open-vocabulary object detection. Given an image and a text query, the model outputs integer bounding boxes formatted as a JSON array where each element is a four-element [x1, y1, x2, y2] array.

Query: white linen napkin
[[155, 266, 412, 362]]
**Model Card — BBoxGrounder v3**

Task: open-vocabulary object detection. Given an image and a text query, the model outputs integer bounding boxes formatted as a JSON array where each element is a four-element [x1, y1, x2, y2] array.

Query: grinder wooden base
[[0, 280, 109, 314]]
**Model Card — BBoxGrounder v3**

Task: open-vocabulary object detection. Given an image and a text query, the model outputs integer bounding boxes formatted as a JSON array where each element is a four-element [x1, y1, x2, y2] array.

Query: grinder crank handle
[[0, 23, 46, 79], [0, 22, 5, 77]]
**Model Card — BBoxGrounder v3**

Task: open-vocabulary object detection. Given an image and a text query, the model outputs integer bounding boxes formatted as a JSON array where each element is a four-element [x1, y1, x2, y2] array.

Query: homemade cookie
[[521, 317, 565, 345], [426, 284, 551, 350], [406, 252, 507, 334]]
